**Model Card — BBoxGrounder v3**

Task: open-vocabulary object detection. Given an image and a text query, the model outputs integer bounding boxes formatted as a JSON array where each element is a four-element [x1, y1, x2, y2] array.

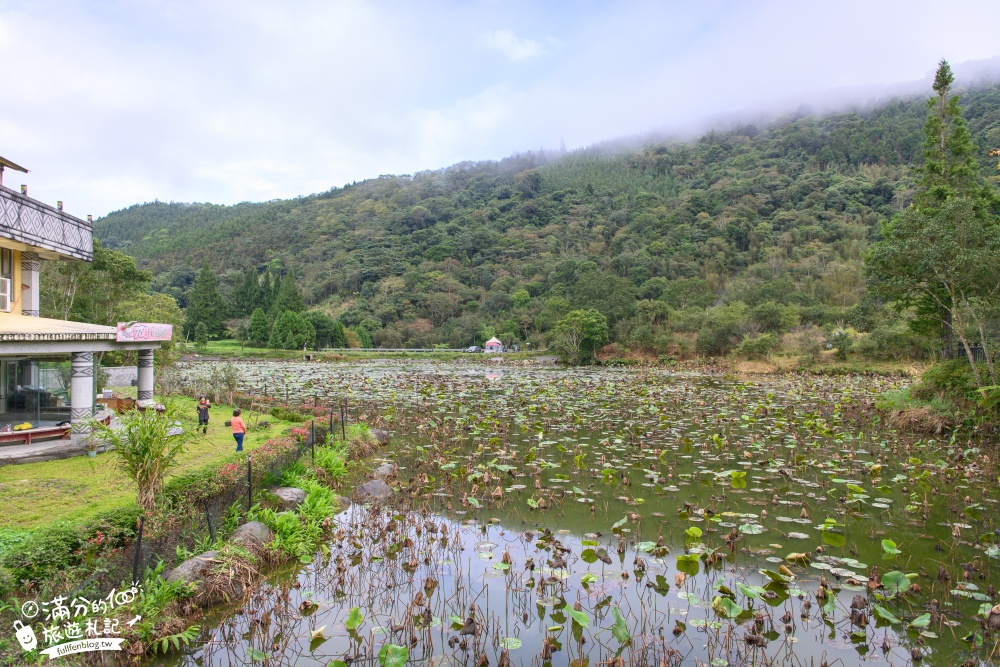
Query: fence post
[[247, 456, 253, 513], [311, 420, 316, 447], [329, 406, 333, 438], [132, 515, 145, 586], [204, 498, 215, 543]]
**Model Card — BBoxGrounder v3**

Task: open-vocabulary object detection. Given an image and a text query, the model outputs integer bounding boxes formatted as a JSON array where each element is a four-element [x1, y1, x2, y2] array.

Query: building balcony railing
[[0, 185, 93, 261]]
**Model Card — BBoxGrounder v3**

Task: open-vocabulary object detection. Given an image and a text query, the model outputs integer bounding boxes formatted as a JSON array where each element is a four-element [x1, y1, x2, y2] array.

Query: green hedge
[[0, 504, 143, 595]]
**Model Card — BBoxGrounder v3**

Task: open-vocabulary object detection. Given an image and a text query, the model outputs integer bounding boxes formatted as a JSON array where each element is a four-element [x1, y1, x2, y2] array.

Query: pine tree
[[184, 265, 227, 339], [916, 60, 980, 209], [248, 308, 270, 347], [232, 269, 261, 317], [269, 311, 316, 350], [865, 60, 1000, 374], [194, 322, 209, 350], [259, 271, 273, 313], [269, 273, 282, 316], [273, 272, 306, 313], [331, 320, 346, 348]]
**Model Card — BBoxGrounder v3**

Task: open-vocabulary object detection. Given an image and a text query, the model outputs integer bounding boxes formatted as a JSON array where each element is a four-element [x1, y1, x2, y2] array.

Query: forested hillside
[[94, 83, 1000, 357]]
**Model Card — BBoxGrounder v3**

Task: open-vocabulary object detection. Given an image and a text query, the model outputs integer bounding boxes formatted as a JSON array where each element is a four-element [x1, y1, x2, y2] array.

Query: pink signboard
[[116, 322, 173, 342]]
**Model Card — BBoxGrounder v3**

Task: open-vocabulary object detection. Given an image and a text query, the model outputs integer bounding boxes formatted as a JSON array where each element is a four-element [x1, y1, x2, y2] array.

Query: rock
[[373, 462, 398, 480], [370, 429, 391, 445], [165, 551, 219, 587], [355, 478, 392, 501], [269, 487, 307, 510], [337, 496, 352, 511], [229, 521, 274, 550]]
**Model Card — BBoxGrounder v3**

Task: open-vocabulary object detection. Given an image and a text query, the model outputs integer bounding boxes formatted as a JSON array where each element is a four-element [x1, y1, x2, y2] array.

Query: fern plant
[[149, 624, 201, 655]]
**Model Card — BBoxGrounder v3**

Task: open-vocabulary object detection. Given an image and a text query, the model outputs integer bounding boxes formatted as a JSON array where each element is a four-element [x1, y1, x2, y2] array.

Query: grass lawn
[[0, 394, 305, 530]]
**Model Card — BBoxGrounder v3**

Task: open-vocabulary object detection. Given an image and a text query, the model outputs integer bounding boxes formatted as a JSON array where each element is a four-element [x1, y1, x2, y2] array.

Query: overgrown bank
[[0, 395, 382, 665]]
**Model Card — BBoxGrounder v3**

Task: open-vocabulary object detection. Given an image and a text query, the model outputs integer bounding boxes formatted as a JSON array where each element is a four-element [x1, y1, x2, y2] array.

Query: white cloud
[[484, 29, 544, 62], [3, 1, 1000, 218]]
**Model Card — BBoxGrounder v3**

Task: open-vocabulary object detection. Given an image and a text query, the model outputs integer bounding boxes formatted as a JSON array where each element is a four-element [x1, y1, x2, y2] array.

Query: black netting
[[71, 423, 324, 597]]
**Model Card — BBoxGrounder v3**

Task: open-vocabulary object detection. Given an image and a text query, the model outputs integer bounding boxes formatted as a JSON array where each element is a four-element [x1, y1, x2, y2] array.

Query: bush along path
[[109, 423, 385, 663]]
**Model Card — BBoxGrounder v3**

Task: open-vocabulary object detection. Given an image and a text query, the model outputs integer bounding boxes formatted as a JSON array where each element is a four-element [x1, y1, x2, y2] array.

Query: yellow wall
[[14, 248, 22, 316], [0, 241, 23, 317]]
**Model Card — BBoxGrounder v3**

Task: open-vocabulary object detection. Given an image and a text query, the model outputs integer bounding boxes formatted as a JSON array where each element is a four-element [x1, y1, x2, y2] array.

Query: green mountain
[[95, 83, 1000, 355]]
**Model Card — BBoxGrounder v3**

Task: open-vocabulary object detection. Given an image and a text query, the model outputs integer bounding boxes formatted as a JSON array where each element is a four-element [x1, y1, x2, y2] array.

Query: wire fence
[[76, 422, 325, 597]]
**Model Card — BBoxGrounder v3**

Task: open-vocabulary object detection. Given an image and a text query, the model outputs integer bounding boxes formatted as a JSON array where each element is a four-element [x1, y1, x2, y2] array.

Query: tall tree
[[231, 268, 262, 317], [269, 311, 316, 350], [916, 60, 980, 208], [42, 239, 152, 324], [552, 308, 608, 364], [269, 272, 282, 316], [304, 311, 337, 350], [866, 197, 1000, 389], [184, 264, 227, 339], [865, 60, 1000, 382], [273, 272, 306, 313], [248, 307, 270, 347], [913, 59, 986, 358], [259, 271, 273, 313]]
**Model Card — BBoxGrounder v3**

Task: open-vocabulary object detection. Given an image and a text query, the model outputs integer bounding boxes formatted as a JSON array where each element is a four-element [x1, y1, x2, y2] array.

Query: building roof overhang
[[0, 314, 117, 342]]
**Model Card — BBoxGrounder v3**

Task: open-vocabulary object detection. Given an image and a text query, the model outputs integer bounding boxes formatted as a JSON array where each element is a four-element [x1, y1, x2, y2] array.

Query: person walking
[[231, 408, 246, 452], [196, 395, 211, 434]]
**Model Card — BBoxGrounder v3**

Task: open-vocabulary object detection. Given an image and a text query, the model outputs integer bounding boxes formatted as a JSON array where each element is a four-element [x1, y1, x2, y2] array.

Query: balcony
[[0, 185, 93, 261]]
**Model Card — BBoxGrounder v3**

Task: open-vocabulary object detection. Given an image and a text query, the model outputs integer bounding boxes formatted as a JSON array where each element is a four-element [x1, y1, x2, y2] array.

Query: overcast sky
[[3, 0, 1000, 218]]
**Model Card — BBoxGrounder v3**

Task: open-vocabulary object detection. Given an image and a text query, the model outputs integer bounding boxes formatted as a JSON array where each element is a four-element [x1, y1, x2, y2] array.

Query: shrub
[[165, 436, 300, 503], [750, 301, 799, 334], [696, 303, 749, 356], [783, 325, 824, 362], [874, 387, 956, 414], [333, 424, 380, 459], [854, 323, 937, 360], [252, 474, 336, 562], [734, 333, 780, 360], [0, 504, 142, 594], [912, 360, 982, 402], [93, 410, 188, 511], [314, 444, 348, 479], [270, 406, 306, 422], [828, 330, 853, 360]]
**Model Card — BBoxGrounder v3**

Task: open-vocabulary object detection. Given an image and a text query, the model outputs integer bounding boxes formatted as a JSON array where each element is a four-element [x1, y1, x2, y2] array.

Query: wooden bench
[[0, 425, 71, 446]]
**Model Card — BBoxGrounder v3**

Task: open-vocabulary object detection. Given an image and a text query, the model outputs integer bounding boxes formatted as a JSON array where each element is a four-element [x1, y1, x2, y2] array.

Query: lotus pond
[[161, 361, 1000, 667]]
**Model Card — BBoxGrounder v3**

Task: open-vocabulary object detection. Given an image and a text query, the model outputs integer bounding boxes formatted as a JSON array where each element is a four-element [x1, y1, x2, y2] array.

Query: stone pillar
[[70, 352, 94, 433], [20, 252, 39, 317], [137, 349, 154, 400]]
